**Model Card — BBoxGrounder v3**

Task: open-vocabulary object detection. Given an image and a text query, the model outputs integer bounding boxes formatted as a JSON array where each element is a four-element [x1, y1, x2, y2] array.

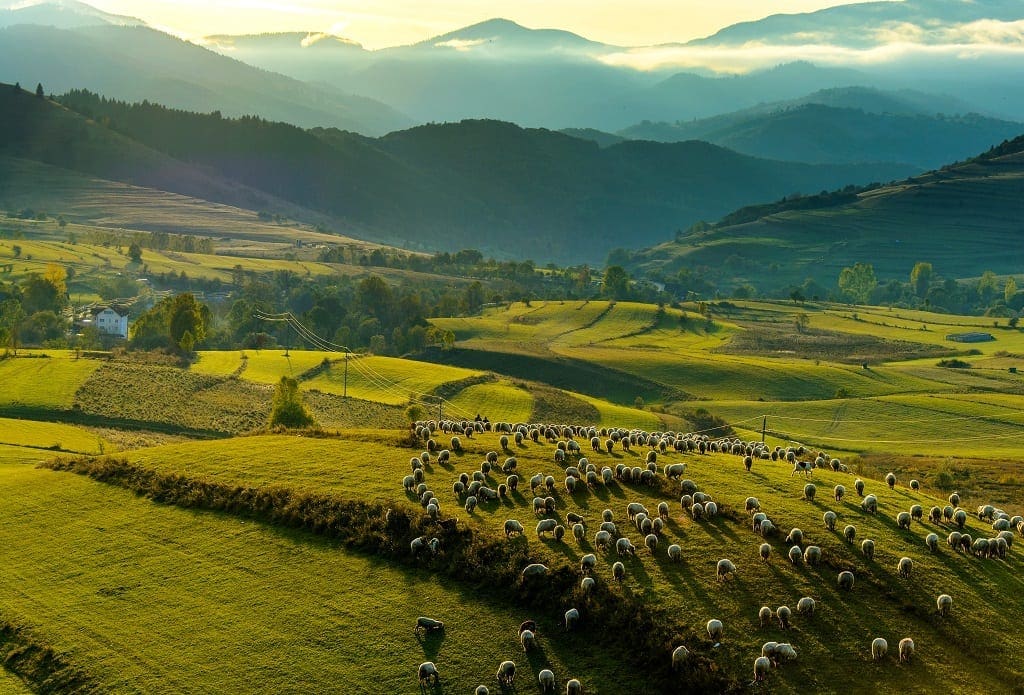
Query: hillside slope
[[37, 91, 915, 263], [629, 135, 1024, 291]]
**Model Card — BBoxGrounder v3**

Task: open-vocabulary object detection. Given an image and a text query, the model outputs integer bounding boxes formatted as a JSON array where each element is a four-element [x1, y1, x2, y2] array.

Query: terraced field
[[0, 463, 635, 693], [65, 429, 1024, 693], [0, 354, 102, 410]]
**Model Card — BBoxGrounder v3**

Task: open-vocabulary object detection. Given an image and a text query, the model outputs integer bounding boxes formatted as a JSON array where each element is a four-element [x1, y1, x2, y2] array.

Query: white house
[[91, 306, 129, 338]]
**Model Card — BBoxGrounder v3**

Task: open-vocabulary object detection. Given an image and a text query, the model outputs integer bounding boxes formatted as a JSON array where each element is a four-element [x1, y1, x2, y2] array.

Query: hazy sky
[[81, 0, 863, 48]]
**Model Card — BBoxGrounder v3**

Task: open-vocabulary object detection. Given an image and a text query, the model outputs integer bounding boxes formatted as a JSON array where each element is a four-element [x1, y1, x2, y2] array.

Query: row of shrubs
[[45, 455, 738, 693], [0, 618, 96, 694]]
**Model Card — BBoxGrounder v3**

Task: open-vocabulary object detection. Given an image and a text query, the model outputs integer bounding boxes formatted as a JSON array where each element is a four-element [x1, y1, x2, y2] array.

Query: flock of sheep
[[401, 418, 1018, 689]]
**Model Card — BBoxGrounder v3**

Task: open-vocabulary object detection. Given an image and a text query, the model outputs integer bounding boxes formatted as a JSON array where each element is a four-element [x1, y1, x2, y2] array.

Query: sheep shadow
[[414, 630, 446, 661]]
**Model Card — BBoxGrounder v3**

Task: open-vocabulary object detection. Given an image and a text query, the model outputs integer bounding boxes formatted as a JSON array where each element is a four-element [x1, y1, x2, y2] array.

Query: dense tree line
[[0, 264, 69, 352]]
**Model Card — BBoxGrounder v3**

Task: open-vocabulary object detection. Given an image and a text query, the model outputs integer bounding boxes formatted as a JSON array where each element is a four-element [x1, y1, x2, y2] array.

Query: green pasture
[[0, 355, 102, 409], [107, 430, 1024, 692], [448, 381, 534, 423], [0, 463, 634, 693], [305, 355, 481, 408], [0, 418, 110, 455]]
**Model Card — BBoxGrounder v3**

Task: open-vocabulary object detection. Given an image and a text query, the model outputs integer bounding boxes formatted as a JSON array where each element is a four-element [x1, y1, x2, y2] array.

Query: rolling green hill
[[628, 135, 1024, 292], [31, 89, 913, 263]]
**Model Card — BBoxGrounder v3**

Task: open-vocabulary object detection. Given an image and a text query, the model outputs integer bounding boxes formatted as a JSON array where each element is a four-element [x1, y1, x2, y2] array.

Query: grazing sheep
[[855, 479, 865, 496], [897, 512, 912, 530], [403, 475, 416, 492], [496, 661, 516, 686], [759, 543, 772, 563], [716, 558, 736, 582], [838, 570, 855, 591], [803, 484, 817, 501], [565, 476, 577, 494], [414, 617, 445, 634], [758, 606, 772, 628], [500, 435, 510, 449], [949, 492, 961, 507], [834, 485, 845, 502], [759, 520, 776, 538], [705, 501, 719, 519], [954, 509, 967, 529], [581, 576, 595, 594], [504, 519, 525, 537], [476, 686, 489, 695], [885, 472, 896, 489], [645, 534, 659, 554], [797, 597, 815, 616], [844, 525, 857, 542], [776, 605, 791, 629], [947, 531, 963, 550], [520, 629, 536, 652], [871, 638, 888, 660], [410, 536, 427, 556], [861, 539, 875, 561], [594, 530, 612, 549], [754, 656, 771, 683], [707, 619, 723, 641], [521, 564, 549, 581], [536, 519, 558, 538], [545, 497, 556, 514], [554, 525, 566, 542], [937, 593, 952, 616], [745, 497, 761, 514], [465, 496, 478, 513], [786, 528, 804, 546], [602, 509, 614, 523], [580, 553, 597, 574], [572, 523, 586, 544], [564, 608, 580, 631], [899, 638, 915, 663], [616, 537, 636, 557], [658, 501, 670, 519], [671, 645, 690, 670], [418, 661, 440, 686], [545, 476, 556, 491], [823, 511, 837, 531], [898, 556, 913, 579], [752, 512, 767, 532], [943, 505, 955, 522], [668, 544, 682, 561], [792, 461, 814, 477], [861, 495, 878, 514], [612, 561, 626, 582], [925, 533, 939, 552], [805, 545, 822, 566], [788, 546, 804, 566], [910, 479, 920, 491], [910, 505, 923, 521], [928, 506, 942, 524], [691, 503, 705, 521]]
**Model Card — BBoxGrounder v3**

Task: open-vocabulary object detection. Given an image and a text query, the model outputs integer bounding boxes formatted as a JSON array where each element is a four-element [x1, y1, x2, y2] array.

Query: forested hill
[[627, 134, 1024, 292], [40, 89, 914, 263]]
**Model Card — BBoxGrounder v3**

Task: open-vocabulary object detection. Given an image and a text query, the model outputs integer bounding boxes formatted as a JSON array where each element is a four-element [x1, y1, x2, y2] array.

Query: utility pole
[[761, 416, 767, 444], [343, 351, 349, 399]]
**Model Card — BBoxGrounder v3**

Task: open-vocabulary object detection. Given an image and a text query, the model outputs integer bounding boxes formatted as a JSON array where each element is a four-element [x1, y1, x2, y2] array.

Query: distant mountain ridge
[[2, 86, 917, 264], [0, 0, 145, 29]]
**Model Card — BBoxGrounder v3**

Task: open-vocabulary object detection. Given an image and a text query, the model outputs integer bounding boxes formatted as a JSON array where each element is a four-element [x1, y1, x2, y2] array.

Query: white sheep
[[671, 645, 689, 670], [898, 638, 914, 663], [564, 608, 580, 630], [612, 561, 626, 581], [475, 686, 489, 695], [521, 564, 549, 581], [885, 472, 896, 489], [758, 606, 772, 628], [937, 593, 952, 617], [797, 597, 815, 616], [844, 525, 856, 542], [616, 537, 636, 557], [521, 629, 536, 652], [668, 543, 682, 561], [707, 619, 723, 641], [581, 576, 595, 594], [776, 605, 791, 629], [504, 519, 524, 537], [538, 669, 555, 693], [896, 511, 911, 530], [496, 661, 516, 686], [716, 558, 736, 582], [788, 546, 804, 566], [566, 678, 583, 695], [925, 533, 939, 552], [898, 556, 913, 579], [759, 543, 771, 563], [536, 519, 558, 538], [838, 570, 855, 591], [754, 656, 771, 682], [871, 637, 888, 660], [803, 483, 816, 501], [418, 661, 439, 686], [861, 495, 877, 514], [833, 485, 845, 502]]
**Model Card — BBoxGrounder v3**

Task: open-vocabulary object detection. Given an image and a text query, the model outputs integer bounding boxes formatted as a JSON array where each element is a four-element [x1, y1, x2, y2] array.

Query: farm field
[[0, 417, 110, 455], [61, 429, 1024, 692], [0, 463, 635, 693], [0, 354, 102, 410]]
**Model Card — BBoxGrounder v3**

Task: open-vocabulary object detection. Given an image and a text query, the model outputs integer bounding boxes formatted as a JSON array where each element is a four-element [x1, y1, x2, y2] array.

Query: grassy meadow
[[43, 429, 1024, 693]]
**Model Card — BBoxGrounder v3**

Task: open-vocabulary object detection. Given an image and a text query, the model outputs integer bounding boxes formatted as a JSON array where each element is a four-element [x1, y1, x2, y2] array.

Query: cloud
[[434, 38, 488, 51]]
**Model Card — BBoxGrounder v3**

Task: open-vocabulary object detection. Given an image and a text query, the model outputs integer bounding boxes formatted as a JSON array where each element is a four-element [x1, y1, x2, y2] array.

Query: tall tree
[[269, 376, 316, 428], [35, 83, 44, 98], [601, 265, 630, 300], [1005, 276, 1018, 304], [837, 263, 877, 304], [909, 262, 933, 298], [0, 299, 26, 354]]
